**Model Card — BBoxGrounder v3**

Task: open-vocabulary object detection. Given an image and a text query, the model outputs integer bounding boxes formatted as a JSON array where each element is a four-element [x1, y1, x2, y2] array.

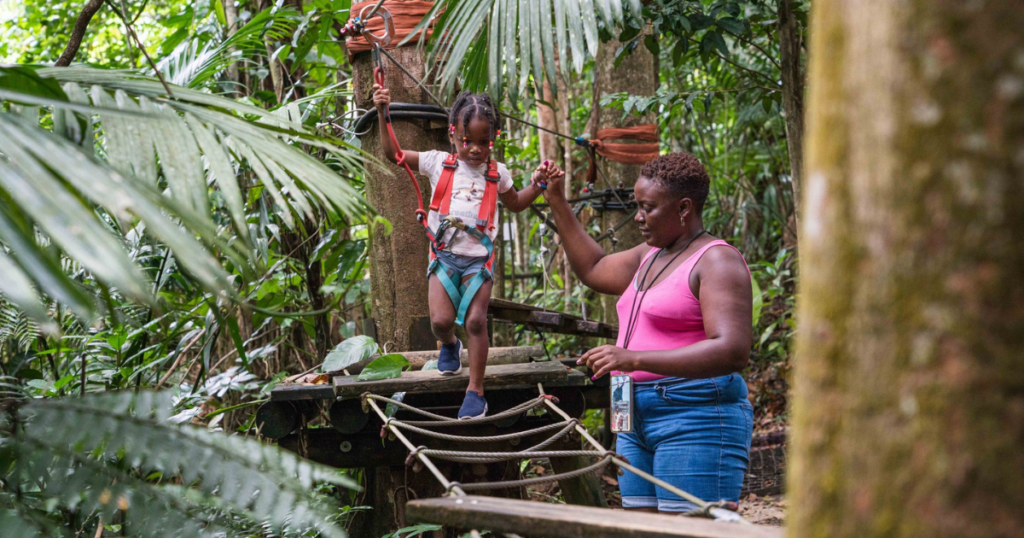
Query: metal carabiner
[[358, 4, 395, 49]]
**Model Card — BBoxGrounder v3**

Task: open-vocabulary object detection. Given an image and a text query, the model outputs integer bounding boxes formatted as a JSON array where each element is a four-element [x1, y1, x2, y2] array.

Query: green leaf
[[751, 276, 764, 327], [672, 38, 689, 66], [0, 66, 68, 103], [357, 353, 410, 381], [706, 31, 728, 55], [323, 335, 378, 372], [716, 17, 744, 35], [644, 34, 659, 56]]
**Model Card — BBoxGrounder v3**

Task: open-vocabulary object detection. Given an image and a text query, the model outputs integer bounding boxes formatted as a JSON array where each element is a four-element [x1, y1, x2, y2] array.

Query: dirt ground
[[739, 493, 786, 526]]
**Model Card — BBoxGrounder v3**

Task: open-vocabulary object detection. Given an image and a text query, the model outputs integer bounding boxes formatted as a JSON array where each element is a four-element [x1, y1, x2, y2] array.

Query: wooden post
[[550, 455, 609, 507], [352, 46, 447, 354], [351, 41, 448, 538]]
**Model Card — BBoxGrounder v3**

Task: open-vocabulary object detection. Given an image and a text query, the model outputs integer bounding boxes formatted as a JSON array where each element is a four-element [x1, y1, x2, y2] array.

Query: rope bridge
[[361, 385, 750, 525]]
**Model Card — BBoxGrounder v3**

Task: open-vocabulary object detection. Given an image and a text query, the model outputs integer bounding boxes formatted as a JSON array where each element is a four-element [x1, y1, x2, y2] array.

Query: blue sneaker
[[437, 339, 463, 376], [458, 391, 488, 419]]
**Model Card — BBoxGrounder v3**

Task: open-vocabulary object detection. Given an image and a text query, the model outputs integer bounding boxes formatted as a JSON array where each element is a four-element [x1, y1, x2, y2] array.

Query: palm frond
[[2, 391, 355, 538], [157, 7, 300, 89], [0, 66, 372, 323], [414, 0, 642, 100]]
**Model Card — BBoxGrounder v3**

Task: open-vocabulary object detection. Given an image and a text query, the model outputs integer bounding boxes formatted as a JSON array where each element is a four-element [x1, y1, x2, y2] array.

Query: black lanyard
[[621, 230, 705, 350]]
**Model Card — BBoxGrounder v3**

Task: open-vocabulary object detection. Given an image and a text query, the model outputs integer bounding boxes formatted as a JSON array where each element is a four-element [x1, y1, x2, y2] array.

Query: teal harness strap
[[429, 224, 494, 326]]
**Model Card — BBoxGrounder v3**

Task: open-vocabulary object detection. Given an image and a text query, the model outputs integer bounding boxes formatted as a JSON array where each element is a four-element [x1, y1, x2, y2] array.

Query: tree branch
[[54, 0, 106, 67]]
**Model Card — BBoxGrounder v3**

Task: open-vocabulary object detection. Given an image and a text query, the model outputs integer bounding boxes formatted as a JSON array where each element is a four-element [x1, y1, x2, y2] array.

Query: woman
[[545, 152, 753, 513]]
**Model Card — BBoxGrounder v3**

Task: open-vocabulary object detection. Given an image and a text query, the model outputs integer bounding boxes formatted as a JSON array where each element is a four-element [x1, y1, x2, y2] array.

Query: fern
[[0, 390, 356, 537]]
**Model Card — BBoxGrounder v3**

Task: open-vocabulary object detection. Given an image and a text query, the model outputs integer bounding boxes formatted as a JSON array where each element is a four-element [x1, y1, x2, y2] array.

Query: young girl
[[373, 86, 564, 419]]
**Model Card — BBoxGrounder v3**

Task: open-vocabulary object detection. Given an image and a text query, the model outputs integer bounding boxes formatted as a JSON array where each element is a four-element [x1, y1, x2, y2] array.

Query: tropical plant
[[0, 65, 369, 323], [0, 388, 356, 537], [407, 0, 643, 100]]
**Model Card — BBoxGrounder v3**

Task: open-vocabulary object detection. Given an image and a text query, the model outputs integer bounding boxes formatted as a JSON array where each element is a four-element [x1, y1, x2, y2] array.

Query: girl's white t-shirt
[[419, 150, 514, 258]]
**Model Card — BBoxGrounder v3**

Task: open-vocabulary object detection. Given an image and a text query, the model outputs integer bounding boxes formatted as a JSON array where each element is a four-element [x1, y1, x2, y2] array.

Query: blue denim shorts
[[429, 250, 491, 280], [616, 374, 753, 512]]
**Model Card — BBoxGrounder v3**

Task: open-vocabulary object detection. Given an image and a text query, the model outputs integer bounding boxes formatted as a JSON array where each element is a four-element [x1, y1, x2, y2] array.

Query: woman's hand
[[577, 345, 638, 379], [372, 83, 390, 109], [540, 160, 567, 200], [530, 160, 564, 189]]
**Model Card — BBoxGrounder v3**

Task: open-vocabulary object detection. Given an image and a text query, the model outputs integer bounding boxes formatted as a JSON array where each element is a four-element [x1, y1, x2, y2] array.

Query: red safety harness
[[428, 154, 500, 248]]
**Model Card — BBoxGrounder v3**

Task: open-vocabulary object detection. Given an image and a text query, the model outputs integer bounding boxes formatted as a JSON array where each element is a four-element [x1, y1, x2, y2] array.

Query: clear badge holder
[[610, 374, 633, 433]]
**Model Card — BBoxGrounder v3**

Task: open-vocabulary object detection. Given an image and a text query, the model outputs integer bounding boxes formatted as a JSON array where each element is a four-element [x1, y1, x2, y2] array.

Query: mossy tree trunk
[[353, 46, 447, 354], [593, 34, 657, 324], [791, 1, 1024, 537]]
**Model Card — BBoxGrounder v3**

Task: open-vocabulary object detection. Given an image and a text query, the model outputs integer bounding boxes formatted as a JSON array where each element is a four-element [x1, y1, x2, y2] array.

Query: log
[[406, 496, 784, 538], [333, 361, 569, 399], [338, 345, 544, 375]]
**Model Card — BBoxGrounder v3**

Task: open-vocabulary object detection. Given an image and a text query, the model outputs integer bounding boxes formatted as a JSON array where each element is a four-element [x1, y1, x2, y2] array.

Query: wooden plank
[[488, 298, 618, 339], [407, 496, 784, 538], [333, 361, 569, 399], [270, 382, 335, 402], [341, 345, 544, 375]]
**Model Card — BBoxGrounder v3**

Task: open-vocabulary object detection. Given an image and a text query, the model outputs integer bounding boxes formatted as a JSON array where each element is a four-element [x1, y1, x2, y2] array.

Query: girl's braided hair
[[448, 91, 499, 142]]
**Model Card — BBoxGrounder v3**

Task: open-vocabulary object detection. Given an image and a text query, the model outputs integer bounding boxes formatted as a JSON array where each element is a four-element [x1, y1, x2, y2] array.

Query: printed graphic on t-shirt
[[418, 151, 514, 258]]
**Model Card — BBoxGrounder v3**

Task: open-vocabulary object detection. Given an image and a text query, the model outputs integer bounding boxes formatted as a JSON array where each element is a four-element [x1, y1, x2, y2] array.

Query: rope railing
[[362, 387, 750, 525]]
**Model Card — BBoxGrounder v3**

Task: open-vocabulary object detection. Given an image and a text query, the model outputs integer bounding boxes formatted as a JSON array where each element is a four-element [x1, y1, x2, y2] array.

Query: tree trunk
[[353, 46, 446, 354], [778, 0, 805, 232], [593, 33, 657, 324], [537, 75, 575, 312], [791, 2, 1024, 538], [223, 0, 241, 92]]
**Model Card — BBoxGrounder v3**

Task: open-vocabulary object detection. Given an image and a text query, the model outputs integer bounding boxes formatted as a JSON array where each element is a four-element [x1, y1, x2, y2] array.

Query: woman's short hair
[[639, 153, 710, 210]]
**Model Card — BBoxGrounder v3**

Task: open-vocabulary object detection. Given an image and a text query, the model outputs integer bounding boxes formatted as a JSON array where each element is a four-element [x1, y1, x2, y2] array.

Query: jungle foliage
[[0, 0, 804, 535]]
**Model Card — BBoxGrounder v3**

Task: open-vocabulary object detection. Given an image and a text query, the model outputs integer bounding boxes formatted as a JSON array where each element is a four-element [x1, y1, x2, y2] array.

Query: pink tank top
[[614, 240, 747, 382]]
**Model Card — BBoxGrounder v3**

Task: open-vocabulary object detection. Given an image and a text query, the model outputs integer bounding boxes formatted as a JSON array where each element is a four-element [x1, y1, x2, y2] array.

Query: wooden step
[[406, 496, 783, 538], [333, 361, 570, 399]]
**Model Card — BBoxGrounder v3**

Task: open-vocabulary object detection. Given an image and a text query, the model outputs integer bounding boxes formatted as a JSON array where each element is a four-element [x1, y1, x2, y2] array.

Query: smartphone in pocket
[[610, 374, 633, 433]]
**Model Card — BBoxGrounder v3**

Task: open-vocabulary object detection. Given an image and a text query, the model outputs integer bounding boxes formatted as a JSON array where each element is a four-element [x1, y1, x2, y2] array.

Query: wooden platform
[[333, 361, 571, 399], [407, 496, 784, 538], [489, 298, 618, 339]]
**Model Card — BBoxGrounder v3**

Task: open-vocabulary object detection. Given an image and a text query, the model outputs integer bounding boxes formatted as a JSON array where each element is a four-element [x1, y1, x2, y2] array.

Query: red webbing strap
[[431, 154, 458, 215], [345, 1, 438, 57], [374, 66, 429, 227], [477, 160, 500, 231]]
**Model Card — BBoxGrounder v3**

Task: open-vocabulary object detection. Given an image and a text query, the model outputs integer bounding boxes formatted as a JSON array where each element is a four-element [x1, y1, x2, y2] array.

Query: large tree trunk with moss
[[353, 46, 446, 354], [790, 2, 1024, 537], [593, 35, 657, 324]]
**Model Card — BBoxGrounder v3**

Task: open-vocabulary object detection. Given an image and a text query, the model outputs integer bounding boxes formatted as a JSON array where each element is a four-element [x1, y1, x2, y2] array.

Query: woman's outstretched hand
[[530, 160, 565, 191], [577, 345, 638, 379], [372, 83, 391, 109]]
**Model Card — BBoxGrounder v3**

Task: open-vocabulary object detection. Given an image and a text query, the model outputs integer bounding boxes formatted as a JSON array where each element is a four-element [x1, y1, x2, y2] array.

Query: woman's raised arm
[[544, 171, 647, 295]]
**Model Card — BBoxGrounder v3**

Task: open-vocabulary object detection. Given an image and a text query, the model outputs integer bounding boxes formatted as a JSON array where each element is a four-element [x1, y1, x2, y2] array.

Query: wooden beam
[[333, 361, 570, 399], [339, 345, 544, 375], [407, 496, 784, 538], [488, 298, 618, 339]]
